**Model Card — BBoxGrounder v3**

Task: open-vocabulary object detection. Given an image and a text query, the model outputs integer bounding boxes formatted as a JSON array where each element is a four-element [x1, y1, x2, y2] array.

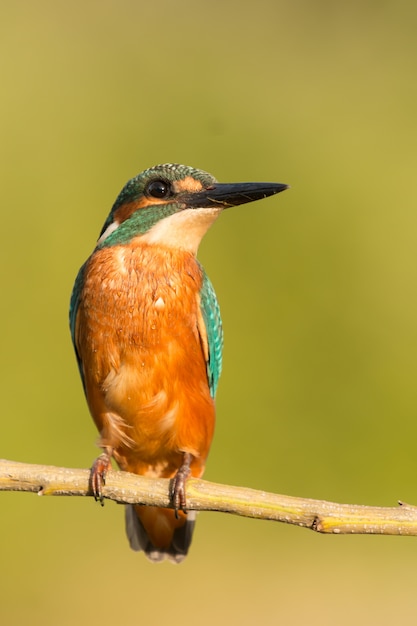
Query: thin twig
[[1, 458, 417, 535]]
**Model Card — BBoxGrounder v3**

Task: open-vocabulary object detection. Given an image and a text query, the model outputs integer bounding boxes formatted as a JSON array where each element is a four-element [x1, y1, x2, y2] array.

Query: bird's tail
[[125, 504, 196, 563]]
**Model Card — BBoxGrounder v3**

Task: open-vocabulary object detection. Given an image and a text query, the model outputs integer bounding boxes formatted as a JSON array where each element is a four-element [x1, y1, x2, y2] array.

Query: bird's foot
[[90, 451, 112, 506], [171, 452, 193, 518]]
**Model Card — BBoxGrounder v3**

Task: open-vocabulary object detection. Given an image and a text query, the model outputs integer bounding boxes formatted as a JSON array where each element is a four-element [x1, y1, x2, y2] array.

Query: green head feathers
[[112, 164, 217, 212], [97, 164, 217, 248]]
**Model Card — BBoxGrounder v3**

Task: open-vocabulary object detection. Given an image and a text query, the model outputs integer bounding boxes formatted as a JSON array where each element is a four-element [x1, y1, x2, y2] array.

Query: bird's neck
[[98, 206, 222, 256]]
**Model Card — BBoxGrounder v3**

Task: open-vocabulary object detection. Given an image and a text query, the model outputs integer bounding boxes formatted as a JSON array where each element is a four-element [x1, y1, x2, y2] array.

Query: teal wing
[[69, 261, 87, 389], [199, 271, 223, 398]]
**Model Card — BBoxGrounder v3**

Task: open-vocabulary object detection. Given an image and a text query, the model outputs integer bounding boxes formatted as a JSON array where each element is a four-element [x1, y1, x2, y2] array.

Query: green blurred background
[[2, 0, 417, 623]]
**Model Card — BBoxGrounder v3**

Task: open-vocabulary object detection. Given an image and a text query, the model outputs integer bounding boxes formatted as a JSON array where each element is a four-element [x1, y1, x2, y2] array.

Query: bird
[[69, 163, 288, 562]]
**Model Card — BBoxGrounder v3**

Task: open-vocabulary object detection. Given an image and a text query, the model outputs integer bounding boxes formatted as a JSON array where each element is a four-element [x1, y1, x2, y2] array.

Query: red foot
[[171, 453, 192, 517], [90, 452, 112, 505]]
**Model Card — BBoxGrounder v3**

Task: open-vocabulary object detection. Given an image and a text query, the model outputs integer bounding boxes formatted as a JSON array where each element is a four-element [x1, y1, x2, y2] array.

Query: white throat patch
[[139, 208, 222, 254]]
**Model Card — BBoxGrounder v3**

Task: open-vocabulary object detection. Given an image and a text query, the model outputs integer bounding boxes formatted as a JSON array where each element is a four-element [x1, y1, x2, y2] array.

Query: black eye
[[146, 179, 172, 199]]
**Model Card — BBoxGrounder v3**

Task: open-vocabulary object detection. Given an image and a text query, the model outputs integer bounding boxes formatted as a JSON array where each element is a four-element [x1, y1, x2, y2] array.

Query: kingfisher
[[69, 163, 288, 562]]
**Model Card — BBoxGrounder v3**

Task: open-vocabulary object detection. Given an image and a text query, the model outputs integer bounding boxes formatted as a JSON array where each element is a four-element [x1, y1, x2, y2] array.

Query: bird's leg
[[90, 448, 113, 505], [171, 452, 193, 518]]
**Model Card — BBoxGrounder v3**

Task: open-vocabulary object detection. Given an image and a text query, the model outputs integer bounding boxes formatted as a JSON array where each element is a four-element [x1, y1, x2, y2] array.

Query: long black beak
[[185, 181, 288, 209]]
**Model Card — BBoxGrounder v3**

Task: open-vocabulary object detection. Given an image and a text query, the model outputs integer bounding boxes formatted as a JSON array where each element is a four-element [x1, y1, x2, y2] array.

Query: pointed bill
[[184, 181, 288, 209]]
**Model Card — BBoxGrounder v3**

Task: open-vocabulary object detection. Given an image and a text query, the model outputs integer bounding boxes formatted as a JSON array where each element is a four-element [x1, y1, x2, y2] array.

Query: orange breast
[[74, 241, 215, 480]]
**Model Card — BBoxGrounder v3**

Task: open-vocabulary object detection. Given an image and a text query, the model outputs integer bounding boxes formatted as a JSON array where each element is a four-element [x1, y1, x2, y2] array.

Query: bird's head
[[97, 163, 288, 254]]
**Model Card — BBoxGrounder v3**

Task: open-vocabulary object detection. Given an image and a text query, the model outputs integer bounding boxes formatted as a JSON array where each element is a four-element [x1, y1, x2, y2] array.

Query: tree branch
[[1, 458, 417, 535]]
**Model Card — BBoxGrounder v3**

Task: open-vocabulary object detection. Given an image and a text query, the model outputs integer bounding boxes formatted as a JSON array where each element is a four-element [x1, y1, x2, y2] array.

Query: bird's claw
[[90, 452, 111, 505], [171, 453, 192, 518]]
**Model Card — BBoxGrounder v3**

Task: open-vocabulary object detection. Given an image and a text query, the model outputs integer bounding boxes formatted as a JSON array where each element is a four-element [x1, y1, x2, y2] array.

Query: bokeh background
[[2, 1, 417, 623]]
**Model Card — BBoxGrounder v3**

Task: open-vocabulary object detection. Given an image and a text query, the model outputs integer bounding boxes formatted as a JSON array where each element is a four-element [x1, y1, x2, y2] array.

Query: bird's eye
[[146, 179, 172, 199]]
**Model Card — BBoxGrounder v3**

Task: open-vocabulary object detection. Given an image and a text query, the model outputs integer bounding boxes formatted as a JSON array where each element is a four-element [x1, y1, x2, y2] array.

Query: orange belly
[[74, 242, 215, 552]]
